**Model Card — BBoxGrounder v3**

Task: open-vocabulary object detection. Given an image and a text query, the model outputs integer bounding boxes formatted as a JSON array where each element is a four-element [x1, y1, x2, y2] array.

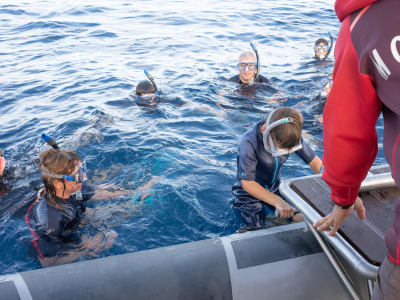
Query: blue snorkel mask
[[41, 160, 87, 183], [263, 109, 302, 157]]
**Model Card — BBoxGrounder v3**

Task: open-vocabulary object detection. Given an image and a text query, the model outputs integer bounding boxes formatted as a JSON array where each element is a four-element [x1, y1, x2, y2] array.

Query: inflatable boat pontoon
[[0, 165, 396, 300]]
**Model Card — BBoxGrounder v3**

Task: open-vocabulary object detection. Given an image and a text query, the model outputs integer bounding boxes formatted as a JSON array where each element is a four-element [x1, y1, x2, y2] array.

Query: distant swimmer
[[134, 70, 160, 106], [232, 107, 322, 228], [314, 34, 334, 60], [229, 43, 269, 85]]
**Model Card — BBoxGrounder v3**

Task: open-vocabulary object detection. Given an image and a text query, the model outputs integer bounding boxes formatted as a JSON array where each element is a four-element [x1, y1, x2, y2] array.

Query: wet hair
[[315, 38, 328, 46], [239, 51, 256, 62], [136, 80, 156, 96], [269, 107, 303, 149], [39, 149, 81, 209]]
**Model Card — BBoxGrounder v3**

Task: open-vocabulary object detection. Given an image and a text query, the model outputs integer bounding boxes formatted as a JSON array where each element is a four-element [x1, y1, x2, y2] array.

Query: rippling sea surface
[[0, 0, 385, 274]]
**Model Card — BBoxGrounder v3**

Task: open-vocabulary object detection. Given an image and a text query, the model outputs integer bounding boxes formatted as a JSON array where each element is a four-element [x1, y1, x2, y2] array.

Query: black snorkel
[[250, 42, 260, 82], [326, 32, 334, 58], [144, 70, 158, 93], [41, 133, 59, 150]]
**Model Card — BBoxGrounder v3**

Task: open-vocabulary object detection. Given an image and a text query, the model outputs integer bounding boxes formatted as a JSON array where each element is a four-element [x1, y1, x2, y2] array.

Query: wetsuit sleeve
[[322, 14, 381, 207], [237, 140, 257, 181], [294, 138, 316, 164]]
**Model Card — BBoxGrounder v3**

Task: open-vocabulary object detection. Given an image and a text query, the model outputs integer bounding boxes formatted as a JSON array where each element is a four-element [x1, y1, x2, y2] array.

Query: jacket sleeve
[[322, 15, 381, 207]]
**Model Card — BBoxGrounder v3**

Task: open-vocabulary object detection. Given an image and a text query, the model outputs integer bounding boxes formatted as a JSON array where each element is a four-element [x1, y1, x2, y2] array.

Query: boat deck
[[288, 165, 399, 266]]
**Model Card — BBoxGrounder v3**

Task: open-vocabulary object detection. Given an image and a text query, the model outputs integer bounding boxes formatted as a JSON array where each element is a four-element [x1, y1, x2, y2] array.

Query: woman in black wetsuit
[[26, 149, 117, 267]]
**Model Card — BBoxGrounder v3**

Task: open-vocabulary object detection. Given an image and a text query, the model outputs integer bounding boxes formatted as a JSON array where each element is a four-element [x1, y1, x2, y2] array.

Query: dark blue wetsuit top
[[229, 74, 269, 84], [28, 190, 92, 258], [232, 119, 316, 205]]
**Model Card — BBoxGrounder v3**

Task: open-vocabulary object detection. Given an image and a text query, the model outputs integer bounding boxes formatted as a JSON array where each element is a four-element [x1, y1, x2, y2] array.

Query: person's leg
[[234, 200, 266, 228], [372, 256, 400, 300]]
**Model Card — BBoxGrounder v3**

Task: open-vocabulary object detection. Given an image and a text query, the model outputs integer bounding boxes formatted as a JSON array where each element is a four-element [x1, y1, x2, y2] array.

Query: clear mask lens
[[238, 62, 257, 71]]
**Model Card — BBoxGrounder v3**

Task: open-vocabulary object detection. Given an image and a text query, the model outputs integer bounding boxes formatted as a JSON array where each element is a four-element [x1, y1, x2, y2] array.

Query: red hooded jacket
[[323, 0, 400, 266]]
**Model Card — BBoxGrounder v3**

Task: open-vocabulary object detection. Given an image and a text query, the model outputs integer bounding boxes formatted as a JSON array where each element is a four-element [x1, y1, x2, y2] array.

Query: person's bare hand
[[276, 201, 295, 218], [313, 197, 365, 236]]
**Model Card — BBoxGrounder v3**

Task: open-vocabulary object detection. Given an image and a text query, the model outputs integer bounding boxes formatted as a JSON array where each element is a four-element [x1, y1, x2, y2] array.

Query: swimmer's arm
[[308, 156, 322, 174], [241, 180, 294, 218], [91, 177, 158, 201], [39, 249, 87, 267], [268, 91, 288, 104]]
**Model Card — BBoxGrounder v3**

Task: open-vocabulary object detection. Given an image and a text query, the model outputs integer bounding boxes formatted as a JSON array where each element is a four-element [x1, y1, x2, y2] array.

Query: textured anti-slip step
[[290, 176, 399, 266]]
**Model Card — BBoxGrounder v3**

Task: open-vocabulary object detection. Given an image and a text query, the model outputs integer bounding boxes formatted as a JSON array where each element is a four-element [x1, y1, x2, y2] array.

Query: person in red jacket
[[313, 0, 400, 298]]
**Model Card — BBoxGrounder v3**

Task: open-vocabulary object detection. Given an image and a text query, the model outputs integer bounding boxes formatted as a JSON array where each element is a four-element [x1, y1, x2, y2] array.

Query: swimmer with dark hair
[[314, 34, 334, 60], [134, 70, 160, 106]]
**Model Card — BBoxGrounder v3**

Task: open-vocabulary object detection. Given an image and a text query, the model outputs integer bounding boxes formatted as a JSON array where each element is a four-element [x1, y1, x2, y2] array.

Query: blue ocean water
[[0, 0, 385, 274]]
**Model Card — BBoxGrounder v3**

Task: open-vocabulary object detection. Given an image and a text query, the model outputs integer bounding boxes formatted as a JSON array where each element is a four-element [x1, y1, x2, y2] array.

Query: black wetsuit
[[0, 167, 16, 196], [27, 190, 87, 259], [228, 74, 270, 85], [232, 119, 316, 227]]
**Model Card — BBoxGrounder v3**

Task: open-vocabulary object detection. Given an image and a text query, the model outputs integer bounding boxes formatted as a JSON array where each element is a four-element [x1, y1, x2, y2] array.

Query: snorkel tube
[[326, 32, 334, 58], [144, 70, 158, 92], [250, 42, 260, 82], [41, 133, 59, 150]]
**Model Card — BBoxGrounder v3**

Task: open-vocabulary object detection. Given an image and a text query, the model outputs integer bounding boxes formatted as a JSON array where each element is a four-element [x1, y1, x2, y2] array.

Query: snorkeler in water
[[134, 70, 160, 106], [218, 43, 286, 109], [314, 34, 334, 60], [26, 135, 156, 267], [232, 107, 322, 228], [229, 43, 269, 85]]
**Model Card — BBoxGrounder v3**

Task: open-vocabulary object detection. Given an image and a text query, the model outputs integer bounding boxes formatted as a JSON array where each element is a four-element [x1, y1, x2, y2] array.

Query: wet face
[[315, 43, 329, 60], [238, 55, 257, 84], [64, 179, 82, 193]]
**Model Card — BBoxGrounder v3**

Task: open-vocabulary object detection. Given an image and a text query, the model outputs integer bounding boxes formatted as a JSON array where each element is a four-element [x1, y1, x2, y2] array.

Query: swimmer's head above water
[[40, 149, 86, 207], [135, 70, 159, 104], [136, 80, 156, 97], [314, 34, 334, 60], [237, 51, 258, 84]]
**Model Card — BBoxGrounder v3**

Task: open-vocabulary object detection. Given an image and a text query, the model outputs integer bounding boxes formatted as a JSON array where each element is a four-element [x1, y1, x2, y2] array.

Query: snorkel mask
[[40, 133, 88, 183], [41, 160, 87, 183], [263, 109, 302, 157]]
